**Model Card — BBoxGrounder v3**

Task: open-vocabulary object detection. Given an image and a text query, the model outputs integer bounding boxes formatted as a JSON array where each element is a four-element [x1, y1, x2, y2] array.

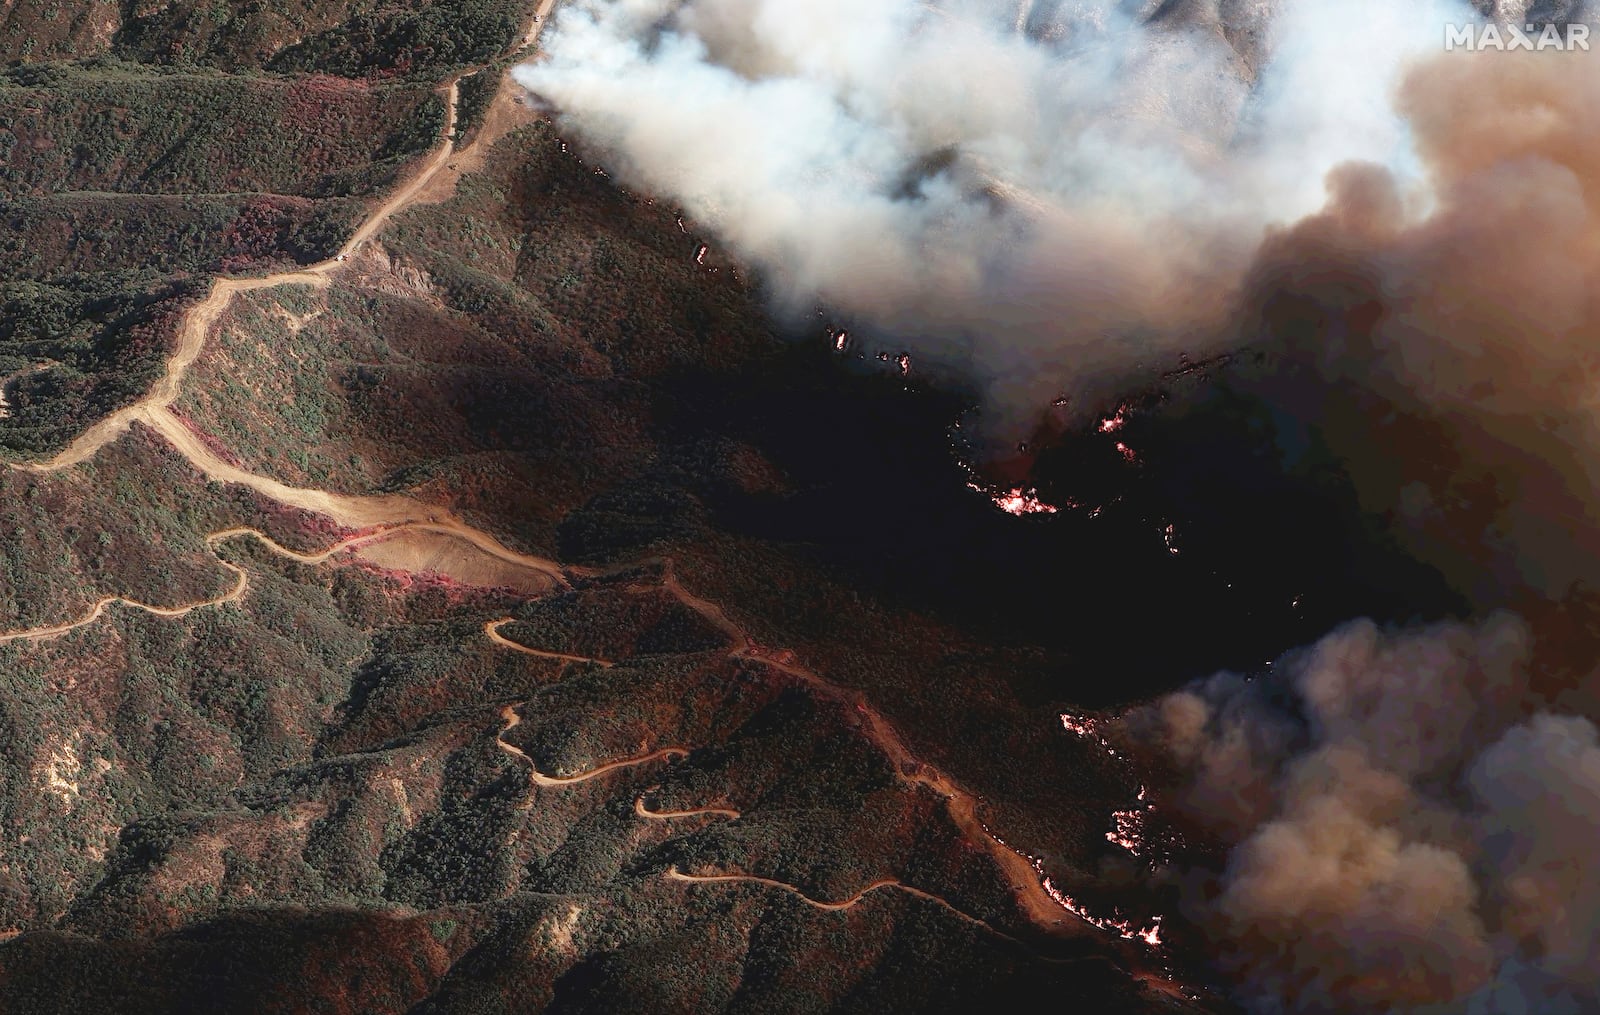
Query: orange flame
[[974, 484, 1061, 516]]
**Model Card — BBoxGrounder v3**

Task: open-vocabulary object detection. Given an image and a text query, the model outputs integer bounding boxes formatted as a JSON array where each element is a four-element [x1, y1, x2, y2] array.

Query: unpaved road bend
[[484, 619, 613, 666], [659, 567, 1088, 935], [16, 271, 331, 474], [634, 797, 740, 821], [664, 866, 1078, 961], [0, 523, 537, 646], [147, 406, 569, 584], [0, 558, 247, 646], [0, 526, 316, 645], [495, 704, 689, 787]]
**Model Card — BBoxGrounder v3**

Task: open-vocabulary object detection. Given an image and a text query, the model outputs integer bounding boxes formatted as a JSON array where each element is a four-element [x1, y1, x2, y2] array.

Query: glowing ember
[[1106, 807, 1148, 855], [1163, 523, 1180, 556], [984, 820, 1164, 948], [1061, 712, 1117, 752], [694, 243, 709, 264], [1098, 406, 1129, 433], [831, 328, 849, 351], [1114, 441, 1138, 464], [1060, 713, 1101, 740], [1042, 877, 1164, 946], [1053, 718, 1170, 944], [1065, 715, 1157, 855], [897, 353, 911, 376], [969, 482, 1061, 516]]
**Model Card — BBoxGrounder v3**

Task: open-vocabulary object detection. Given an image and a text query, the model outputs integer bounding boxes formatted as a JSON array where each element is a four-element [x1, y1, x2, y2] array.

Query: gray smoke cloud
[[514, 0, 1462, 438], [1130, 616, 1600, 1013]]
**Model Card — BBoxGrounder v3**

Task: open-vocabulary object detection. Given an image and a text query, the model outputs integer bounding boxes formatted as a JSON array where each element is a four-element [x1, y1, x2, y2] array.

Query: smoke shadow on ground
[[620, 342, 1468, 704]]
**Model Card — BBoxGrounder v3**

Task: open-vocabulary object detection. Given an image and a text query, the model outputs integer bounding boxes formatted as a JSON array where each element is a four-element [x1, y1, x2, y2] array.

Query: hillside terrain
[[0, 2, 1365, 1012]]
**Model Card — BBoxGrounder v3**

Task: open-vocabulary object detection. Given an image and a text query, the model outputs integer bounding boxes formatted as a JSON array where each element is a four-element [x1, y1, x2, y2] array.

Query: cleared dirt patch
[[354, 526, 561, 594]]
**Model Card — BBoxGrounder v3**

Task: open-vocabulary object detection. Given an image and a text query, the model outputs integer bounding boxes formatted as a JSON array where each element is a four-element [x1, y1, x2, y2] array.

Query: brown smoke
[[1133, 53, 1600, 1012], [1239, 50, 1600, 604], [1131, 613, 1600, 1013]]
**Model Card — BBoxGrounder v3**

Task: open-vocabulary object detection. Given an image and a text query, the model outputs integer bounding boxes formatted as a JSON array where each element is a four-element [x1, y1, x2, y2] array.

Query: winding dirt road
[[495, 704, 689, 788], [0, 522, 568, 646], [481, 566, 1123, 942], [338, 78, 463, 257], [1, 8, 572, 634], [663, 865, 1083, 961], [0, 529, 250, 646], [483, 619, 613, 667], [18, 270, 331, 474], [633, 796, 740, 821], [151, 402, 570, 580], [494, 695, 1074, 959], [0, 524, 382, 646], [656, 569, 1088, 934], [18, 120, 454, 476], [666, 866, 912, 913]]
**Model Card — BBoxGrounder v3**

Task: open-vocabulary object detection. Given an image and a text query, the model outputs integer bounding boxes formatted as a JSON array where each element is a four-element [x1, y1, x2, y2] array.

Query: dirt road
[[0, 559, 246, 646], [495, 704, 688, 787], [484, 619, 613, 666], [657, 568, 1090, 935], [663, 865, 1072, 959], [16, 0, 564, 478], [633, 797, 740, 821], [0, 527, 288, 645]]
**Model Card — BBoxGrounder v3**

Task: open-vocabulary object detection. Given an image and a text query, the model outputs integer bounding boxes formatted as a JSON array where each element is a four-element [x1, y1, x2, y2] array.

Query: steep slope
[[0, 2, 1233, 1011]]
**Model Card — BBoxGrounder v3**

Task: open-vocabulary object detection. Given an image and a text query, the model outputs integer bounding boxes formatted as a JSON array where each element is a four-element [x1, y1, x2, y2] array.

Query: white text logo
[[1445, 22, 1592, 51]]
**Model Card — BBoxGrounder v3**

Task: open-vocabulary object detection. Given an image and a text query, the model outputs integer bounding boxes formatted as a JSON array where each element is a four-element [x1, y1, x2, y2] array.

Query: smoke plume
[[1233, 44, 1600, 603], [514, 0, 1458, 437], [1131, 40, 1600, 1010], [1130, 616, 1600, 1013], [517, 1, 1600, 1010]]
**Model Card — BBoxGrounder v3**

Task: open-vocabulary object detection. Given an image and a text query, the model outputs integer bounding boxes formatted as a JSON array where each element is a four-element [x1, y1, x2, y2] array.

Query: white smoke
[[515, 0, 1470, 437], [1132, 616, 1600, 1013]]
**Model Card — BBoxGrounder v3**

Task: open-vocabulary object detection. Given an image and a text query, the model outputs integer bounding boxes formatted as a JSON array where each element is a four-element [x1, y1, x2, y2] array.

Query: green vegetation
[[452, 65, 504, 142], [0, 427, 339, 628], [0, 188, 363, 456], [265, 0, 528, 79], [0, 4, 468, 458], [0, 193, 363, 278], [0, 0, 122, 64], [4, 0, 535, 78], [0, 63, 443, 197], [0, 273, 189, 454]]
